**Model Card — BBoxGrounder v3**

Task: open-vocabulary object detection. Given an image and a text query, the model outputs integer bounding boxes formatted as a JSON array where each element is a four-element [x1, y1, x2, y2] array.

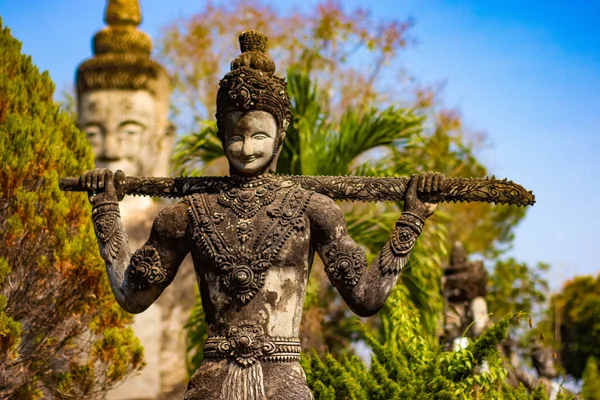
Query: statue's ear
[[155, 122, 176, 151], [165, 121, 176, 138]]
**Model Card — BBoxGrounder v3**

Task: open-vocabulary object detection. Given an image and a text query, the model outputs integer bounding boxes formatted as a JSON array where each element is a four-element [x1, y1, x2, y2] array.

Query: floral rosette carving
[[325, 241, 366, 287], [127, 246, 171, 290], [217, 323, 276, 367], [218, 248, 271, 305]]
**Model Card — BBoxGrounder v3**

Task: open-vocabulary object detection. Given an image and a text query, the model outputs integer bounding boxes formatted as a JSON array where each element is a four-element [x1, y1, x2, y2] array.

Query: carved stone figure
[[74, 30, 444, 399], [76, 0, 174, 220], [441, 241, 490, 350], [62, 30, 535, 399], [74, 1, 192, 398]]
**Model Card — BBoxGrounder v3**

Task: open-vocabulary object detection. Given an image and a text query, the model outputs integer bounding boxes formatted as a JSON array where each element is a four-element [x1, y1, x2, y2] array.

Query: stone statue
[[76, 0, 174, 220], [74, 1, 193, 398], [62, 30, 535, 399], [441, 241, 490, 351]]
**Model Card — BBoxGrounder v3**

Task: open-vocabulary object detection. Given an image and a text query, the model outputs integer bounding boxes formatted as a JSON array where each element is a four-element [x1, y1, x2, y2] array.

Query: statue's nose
[[241, 140, 254, 157], [99, 131, 122, 161]]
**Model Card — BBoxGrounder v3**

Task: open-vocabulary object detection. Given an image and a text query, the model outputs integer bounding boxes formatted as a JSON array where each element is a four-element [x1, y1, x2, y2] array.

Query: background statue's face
[[223, 110, 278, 175], [78, 90, 159, 176]]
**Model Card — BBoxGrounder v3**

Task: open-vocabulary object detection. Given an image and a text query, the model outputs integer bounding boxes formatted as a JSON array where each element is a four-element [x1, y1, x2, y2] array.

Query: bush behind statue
[[0, 19, 143, 398]]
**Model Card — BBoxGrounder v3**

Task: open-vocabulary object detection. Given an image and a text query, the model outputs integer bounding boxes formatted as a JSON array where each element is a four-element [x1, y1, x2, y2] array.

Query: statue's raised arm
[[309, 172, 443, 317], [80, 168, 190, 313]]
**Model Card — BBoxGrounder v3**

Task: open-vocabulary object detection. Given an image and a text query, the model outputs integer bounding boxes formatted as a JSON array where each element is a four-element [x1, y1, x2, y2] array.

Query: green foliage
[[540, 274, 600, 380], [487, 259, 549, 322], [301, 296, 543, 399], [582, 357, 600, 400], [0, 20, 143, 397]]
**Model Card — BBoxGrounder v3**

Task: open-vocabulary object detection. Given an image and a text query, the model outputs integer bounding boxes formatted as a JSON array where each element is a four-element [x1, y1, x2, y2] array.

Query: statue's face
[[78, 90, 160, 176], [223, 110, 278, 175]]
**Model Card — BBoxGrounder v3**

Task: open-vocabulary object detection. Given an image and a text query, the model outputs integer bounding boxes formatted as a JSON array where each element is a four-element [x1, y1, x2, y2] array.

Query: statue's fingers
[[85, 172, 92, 189], [91, 173, 101, 191], [425, 173, 433, 193], [433, 173, 440, 192], [104, 169, 115, 191], [418, 173, 426, 193], [406, 174, 418, 197]]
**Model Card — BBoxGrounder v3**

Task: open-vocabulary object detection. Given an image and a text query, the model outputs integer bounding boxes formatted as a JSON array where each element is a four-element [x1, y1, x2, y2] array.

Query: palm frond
[[171, 121, 224, 176]]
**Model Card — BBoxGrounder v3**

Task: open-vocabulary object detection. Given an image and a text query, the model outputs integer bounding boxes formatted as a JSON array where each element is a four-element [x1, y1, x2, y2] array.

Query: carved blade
[[59, 174, 536, 206]]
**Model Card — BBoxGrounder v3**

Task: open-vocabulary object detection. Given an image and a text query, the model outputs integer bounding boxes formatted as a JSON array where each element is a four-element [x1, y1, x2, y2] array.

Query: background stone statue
[[75, 1, 194, 398], [441, 241, 490, 351], [76, 0, 173, 220]]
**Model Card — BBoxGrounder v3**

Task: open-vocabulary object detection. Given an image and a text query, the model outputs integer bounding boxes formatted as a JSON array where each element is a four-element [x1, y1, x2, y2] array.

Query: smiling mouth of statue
[[239, 156, 258, 163]]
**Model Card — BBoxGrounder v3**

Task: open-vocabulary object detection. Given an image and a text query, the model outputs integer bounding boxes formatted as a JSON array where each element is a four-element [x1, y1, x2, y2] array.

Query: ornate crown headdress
[[76, 0, 169, 98], [216, 30, 291, 138]]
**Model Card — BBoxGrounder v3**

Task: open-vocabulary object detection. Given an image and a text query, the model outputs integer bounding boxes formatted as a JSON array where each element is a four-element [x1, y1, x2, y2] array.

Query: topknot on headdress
[[105, 0, 141, 26], [93, 0, 151, 56], [76, 0, 168, 96], [230, 30, 276, 75], [216, 30, 290, 137]]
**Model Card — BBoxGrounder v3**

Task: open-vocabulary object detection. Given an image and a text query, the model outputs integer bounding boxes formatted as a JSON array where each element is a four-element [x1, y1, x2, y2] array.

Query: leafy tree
[[0, 20, 143, 398], [539, 274, 600, 380], [406, 91, 527, 258], [158, 0, 527, 259], [487, 259, 549, 323], [157, 0, 412, 133], [582, 357, 600, 400]]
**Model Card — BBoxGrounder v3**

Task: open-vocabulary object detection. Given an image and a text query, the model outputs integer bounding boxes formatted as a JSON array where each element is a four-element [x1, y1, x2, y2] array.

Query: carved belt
[[203, 323, 301, 367]]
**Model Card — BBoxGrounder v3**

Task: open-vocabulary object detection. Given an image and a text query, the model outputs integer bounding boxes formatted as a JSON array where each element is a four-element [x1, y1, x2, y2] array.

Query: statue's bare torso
[[179, 181, 319, 398], [189, 183, 314, 339]]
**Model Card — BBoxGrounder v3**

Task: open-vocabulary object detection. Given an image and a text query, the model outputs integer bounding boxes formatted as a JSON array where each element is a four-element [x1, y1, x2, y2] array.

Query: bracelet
[[92, 202, 120, 245], [92, 201, 120, 220], [395, 211, 425, 233], [390, 212, 425, 256]]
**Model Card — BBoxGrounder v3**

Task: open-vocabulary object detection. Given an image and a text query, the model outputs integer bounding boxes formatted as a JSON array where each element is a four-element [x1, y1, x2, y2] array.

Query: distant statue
[[530, 338, 558, 380], [74, 1, 192, 398], [75, 30, 444, 399], [76, 0, 174, 219], [441, 241, 490, 350]]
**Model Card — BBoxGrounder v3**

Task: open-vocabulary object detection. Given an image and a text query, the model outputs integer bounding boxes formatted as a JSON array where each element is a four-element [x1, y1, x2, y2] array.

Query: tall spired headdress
[[76, 0, 169, 98], [216, 31, 291, 138]]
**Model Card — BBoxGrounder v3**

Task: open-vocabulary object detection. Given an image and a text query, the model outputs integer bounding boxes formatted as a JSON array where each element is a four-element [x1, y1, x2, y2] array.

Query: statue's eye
[[252, 132, 268, 140], [119, 123, 144, 136], [228, 135, 244, 142], [84, 125, 102, 139]]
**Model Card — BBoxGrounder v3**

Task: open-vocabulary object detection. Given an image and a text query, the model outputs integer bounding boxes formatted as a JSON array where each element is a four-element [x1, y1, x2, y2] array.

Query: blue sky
[[2, 0, 599, 289]]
